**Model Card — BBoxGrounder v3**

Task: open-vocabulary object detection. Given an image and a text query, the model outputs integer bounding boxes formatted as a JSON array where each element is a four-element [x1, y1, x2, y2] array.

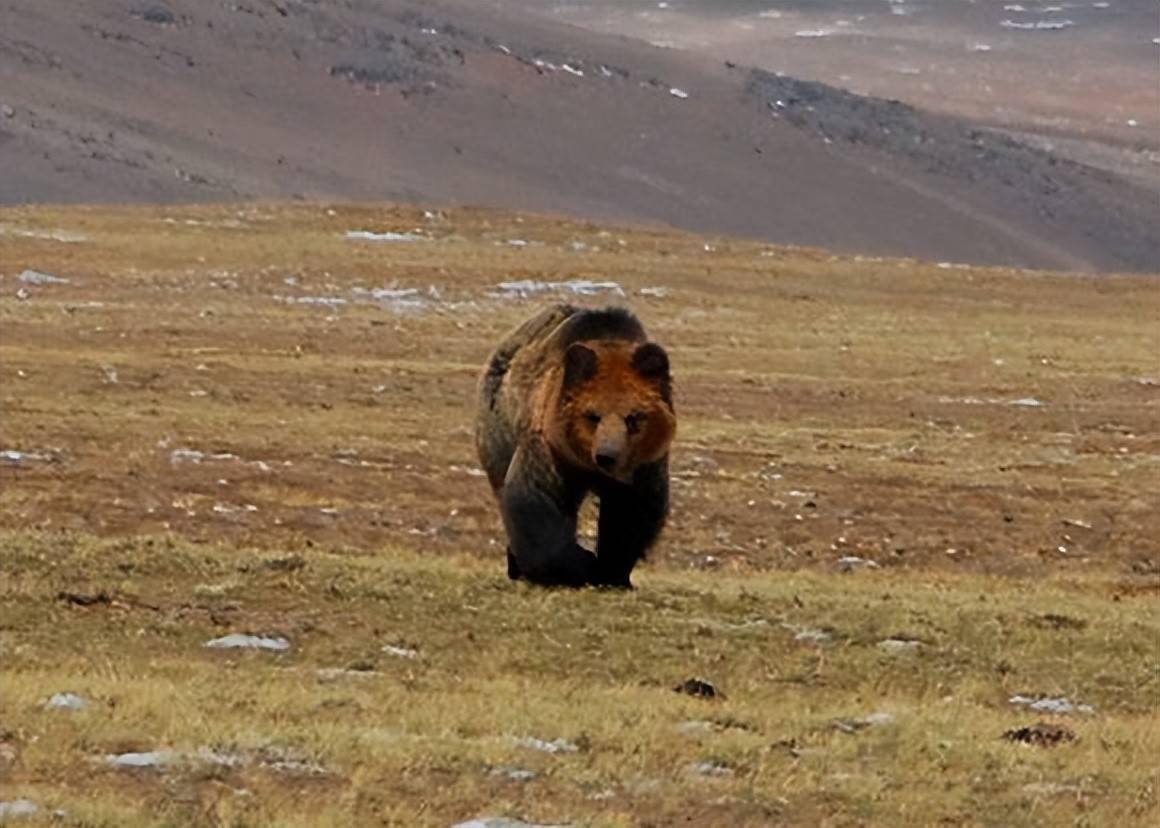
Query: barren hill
[[1, 0, 1158, 271]]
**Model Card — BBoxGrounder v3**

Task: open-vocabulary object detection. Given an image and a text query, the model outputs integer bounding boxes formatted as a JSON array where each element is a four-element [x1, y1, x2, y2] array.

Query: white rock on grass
[[514, 736, 579, 754], [489, 766, 538, 781], [493, 280, 625, 298], [689, 760, 733, 776], [1009, 695, 1094, 715], [877, 638, 921, 654], [204, 634, 290, 652], [0, 800, 38, 819], [837, 556, 880, 572], [345, 230, 425, 242], [18, 270, 70, 285], [46, 692, 90, 710], [106, 750, 179, 769], [382, 644, 419, 659]]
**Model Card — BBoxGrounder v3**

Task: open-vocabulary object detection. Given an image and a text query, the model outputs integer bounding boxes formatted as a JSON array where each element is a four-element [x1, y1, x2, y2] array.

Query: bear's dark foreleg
[[501, 446, 597, 587], [594, 458, 669, 588]]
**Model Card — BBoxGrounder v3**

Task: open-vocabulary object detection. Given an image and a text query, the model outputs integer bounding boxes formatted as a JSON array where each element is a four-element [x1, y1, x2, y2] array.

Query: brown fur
[[474, 304, 675, 587]]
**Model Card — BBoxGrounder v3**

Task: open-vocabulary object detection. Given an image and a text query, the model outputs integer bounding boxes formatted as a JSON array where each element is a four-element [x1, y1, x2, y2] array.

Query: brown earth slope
[[1, 0, 1158, 272]]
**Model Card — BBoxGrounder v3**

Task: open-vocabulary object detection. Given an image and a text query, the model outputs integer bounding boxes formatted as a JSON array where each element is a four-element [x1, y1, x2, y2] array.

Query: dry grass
[[2, 531, 1158, 827], [1, 202, 1159, 826]]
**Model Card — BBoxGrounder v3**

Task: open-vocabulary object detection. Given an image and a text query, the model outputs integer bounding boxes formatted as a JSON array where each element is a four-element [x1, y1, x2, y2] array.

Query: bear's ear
[[631, 342, 669, 381], [563, 342, 599, 389]]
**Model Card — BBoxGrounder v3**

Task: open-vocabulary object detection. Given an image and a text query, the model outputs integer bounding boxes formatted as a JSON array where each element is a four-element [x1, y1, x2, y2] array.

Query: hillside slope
[[1, 0, 1158, 271]]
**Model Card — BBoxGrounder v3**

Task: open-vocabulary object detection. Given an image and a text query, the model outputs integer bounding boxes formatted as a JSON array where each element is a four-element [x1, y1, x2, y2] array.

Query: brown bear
[[475, 304, 676, 588]]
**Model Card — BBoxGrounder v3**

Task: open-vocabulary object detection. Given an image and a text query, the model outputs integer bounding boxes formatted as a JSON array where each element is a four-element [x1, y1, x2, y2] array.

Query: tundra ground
[[1, 203, 1158, 826]]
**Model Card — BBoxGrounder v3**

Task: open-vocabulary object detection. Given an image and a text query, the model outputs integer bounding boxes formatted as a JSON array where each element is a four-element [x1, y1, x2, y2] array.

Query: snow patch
[[1001, 19, 1075, 29]]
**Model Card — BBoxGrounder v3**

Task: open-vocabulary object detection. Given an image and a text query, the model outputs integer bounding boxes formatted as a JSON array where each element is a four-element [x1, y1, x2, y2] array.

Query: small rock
[[1009, 695, 1093, 715], [382, 644, 419, 659], [106, 750, 179, 769], [204, 634, 290, 652], [689, 760, 733, 777], [1004, 722, 1076, 747], [514, 736, 579, 754], [837, 556, 880, 572], [0, 105, 14, 119], [673, 677, 721, 699], [877, 638, 920, 654], [0, 800, 38, 819], [139, 6, 176, 25], [489, 766, 537, 781], [18, 270, 70, 285], [793, 627, 833, 643], [46, 692, 90, 710], [675, 720, 715, 735], [832, 712, 894, 733]]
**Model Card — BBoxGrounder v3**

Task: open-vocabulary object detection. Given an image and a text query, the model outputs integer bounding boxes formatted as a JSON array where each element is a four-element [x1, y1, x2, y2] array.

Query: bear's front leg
[[501, 444, 597, 587], [594, 458, 669, 588]]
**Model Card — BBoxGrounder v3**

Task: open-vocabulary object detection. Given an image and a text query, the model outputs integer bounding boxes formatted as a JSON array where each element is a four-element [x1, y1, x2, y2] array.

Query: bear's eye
[[584, 411, 602, 427], [625, 412, 647, 434]]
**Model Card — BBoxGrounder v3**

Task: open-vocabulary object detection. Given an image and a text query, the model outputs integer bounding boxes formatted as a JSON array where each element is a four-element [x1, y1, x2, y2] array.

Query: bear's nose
[[595, 451, 618, 471]]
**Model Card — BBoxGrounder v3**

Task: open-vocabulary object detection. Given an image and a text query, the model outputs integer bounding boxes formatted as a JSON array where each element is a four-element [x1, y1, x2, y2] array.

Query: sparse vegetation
[[1, 203, 1158, 826]]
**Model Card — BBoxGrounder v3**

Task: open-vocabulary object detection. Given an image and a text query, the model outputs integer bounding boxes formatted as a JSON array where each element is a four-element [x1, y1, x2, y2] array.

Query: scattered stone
[[382, 644, 419, 659], [836, 556, 880, 572], [673, 677, 721, 699], [46, 692, 90, 711], [1, 450, 50, 464], [675, 720, 715, 735], [138, 5, 177, 25], [18, 269, 70, 285], [792, 627, 833, 643], [1009, 695, 1093, 715], [0, 104, 14, 119], [514, 736, 579, 754], [689, 760, 733, 777], [492, 280, 625, 298], [204, 634, 291, 652], [637, 286, 668, 298], [0, 800, 38, 819], [832, 712, 895, 733], [489, 766, 537, 781], [345, 230, 425, 242], [669, 87, 689, 99], [56, 590, 113, 608], [106, 750, 179, 769], [1001, 18, 1075, 30], [877, 638, 921, 654], [1004, 722, 1076, 747]]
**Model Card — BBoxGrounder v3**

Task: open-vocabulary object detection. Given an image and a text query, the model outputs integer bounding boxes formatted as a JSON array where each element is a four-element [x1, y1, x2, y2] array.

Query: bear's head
[[551, 339, 676, 482]]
